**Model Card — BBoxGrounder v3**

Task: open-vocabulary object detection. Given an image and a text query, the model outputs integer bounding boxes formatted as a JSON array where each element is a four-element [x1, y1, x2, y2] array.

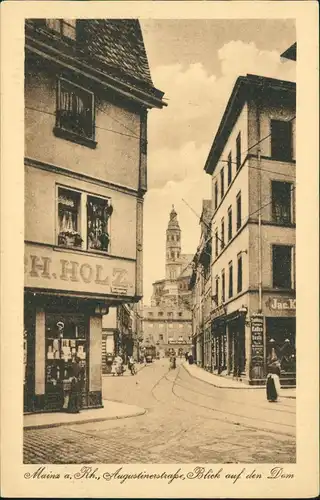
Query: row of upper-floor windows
[[213, 244, 295, 307], [159, 335, 187, 342], [147, 311, 184, 317], [214, 192, 242, 257], [214, 180, 294, 259], [145, 323, 190, 329], [214, 253, 243, 305], [214, 120, 294, 211]]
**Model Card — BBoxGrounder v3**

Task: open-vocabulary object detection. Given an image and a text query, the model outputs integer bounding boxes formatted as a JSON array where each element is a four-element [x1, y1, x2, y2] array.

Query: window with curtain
[[57, 188, 81, 247], [87, 196, 112, 252]]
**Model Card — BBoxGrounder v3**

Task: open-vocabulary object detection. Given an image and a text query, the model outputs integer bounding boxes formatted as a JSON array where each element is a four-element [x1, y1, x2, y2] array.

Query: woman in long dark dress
[[67, 357, 83, 413], [266, 349, 281, 402]]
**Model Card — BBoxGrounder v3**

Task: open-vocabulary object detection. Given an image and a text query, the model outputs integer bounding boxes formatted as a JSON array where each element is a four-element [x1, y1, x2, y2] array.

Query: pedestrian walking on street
[[188, 352, 194, 365], [185, 352, 189, 362], [128, 355, 136, 375], [266, 348, 281, 402]]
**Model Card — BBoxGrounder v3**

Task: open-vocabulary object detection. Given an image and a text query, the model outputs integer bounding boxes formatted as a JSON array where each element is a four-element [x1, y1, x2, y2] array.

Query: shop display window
[[45, 313, 88, 409], [58, 188, 82, 248], [57, 187, 113, 252], [87, 195, 112, 252]]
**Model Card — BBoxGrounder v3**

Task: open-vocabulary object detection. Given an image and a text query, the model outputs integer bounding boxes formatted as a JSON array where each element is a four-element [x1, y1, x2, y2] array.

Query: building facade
[[189, 200, 213, 368], [142, 207, 193, 356], [101, 302, 143, 373], [24, 18, 165, 412], [203, 74, 296, 385]]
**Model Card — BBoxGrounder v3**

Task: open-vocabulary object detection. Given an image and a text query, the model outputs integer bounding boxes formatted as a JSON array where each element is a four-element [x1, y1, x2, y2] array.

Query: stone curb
[[24, 407, 146, 431], [183, 364, 296, 398]]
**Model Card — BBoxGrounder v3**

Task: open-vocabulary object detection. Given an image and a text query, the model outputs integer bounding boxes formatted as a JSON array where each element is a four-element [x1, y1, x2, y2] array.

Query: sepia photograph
[[22, 16, 298, 465]]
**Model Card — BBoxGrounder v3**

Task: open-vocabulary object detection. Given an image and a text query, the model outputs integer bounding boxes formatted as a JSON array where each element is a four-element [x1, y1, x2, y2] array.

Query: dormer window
[[46, 19, 77, 40]]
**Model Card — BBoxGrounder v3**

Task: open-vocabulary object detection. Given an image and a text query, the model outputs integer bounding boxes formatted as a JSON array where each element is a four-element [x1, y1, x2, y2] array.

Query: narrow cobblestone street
[[24, 360, 295, 464]]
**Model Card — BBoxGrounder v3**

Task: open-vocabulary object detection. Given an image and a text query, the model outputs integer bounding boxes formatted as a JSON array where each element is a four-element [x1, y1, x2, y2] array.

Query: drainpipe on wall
[[256, 99, 263, 314], [258, 148, 262, 314]]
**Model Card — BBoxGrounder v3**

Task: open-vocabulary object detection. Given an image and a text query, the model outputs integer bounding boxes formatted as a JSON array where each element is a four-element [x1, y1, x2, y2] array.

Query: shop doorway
[[266, 317, 296, 384], [45, 313, 89, 411], [228, 320, 246, 378]]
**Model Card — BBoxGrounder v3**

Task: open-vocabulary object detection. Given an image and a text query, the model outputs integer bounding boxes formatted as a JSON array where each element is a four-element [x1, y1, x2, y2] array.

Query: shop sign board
[[25, 244, 135, 297], [266, 297, 296, 311], [251, 314, 264, 365], [168, 339, 190, 345], [211, 304, 227, 320]]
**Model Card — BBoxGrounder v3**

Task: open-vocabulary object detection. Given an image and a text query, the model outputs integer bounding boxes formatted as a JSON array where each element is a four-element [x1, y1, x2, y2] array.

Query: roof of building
[[80, 20, 154, 91], [281, 42, 297, 62], [26, 19, 166, 109], [204, 74, 296, 175]]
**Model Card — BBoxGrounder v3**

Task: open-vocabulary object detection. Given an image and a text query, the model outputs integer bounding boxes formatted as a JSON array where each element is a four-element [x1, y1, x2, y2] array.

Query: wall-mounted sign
[[211, 304, 227, 320], [250, 314, 264, 375], [25, 244, 135, 297], [266, 298, 296, 311]]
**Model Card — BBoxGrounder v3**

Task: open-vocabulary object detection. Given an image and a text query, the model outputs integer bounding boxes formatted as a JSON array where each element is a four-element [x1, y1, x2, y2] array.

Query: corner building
[[204, 74, 296, 385], [24, 19, 165, 412]]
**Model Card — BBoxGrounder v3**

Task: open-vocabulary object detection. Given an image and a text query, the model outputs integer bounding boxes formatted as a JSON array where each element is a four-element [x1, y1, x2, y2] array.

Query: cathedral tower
[[165, 205, 182, 280]]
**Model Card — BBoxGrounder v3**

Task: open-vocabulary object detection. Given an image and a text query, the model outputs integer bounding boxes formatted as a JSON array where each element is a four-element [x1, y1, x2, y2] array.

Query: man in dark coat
[[67, 357, 84, 413]]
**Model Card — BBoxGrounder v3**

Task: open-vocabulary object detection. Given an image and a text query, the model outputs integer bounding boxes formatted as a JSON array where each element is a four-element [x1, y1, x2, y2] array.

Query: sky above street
[[140, 19, 296, 303]]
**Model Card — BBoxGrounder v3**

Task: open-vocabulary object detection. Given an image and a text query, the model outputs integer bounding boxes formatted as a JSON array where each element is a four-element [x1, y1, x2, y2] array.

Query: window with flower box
[[57, 187, 112, 252]]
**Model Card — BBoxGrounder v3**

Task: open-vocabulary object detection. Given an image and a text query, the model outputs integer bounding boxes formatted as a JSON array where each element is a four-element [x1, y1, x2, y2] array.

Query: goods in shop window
[[47, 345, 54, 359]]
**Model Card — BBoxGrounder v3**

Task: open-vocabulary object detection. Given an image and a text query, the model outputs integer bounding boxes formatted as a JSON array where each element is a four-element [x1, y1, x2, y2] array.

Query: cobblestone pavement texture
[[24, 360, 296, 464]]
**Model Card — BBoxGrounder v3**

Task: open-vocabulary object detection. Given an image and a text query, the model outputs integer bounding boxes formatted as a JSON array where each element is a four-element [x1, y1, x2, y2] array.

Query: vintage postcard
[[0, 1, 319, 498]]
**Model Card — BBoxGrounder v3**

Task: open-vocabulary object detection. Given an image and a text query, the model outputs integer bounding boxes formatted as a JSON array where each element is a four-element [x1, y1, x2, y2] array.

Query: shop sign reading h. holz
[[24, 244, 135, 296]]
